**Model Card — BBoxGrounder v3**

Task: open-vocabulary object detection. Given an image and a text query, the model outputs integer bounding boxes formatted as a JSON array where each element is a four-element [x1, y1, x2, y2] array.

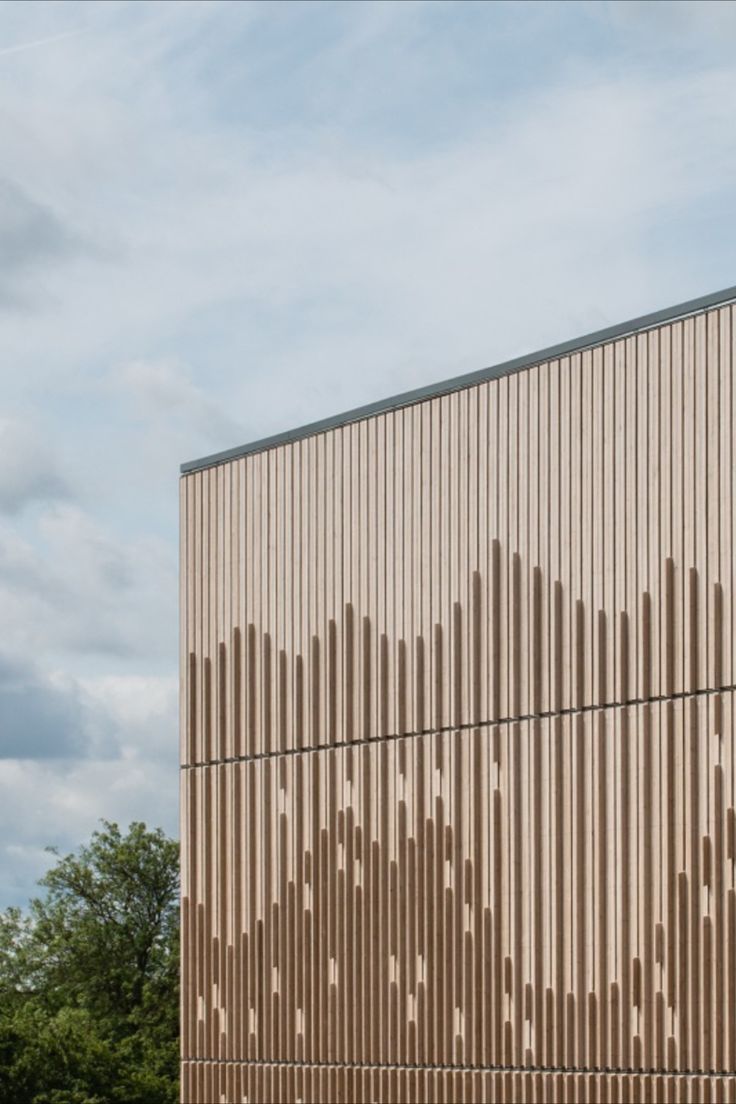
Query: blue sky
[[0, 0, 735, 906]]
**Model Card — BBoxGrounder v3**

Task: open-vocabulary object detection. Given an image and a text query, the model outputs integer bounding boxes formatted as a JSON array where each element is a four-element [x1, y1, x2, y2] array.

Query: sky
[[0, 0, 735, 906]]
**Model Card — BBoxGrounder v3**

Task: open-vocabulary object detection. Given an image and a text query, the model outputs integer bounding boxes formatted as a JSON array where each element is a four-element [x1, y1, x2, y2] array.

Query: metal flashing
[[180, 282, 736, 475]]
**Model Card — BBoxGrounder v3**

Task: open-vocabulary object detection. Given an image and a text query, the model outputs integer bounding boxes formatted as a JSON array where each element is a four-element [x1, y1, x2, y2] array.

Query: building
[[180, 286, 736, 1103]]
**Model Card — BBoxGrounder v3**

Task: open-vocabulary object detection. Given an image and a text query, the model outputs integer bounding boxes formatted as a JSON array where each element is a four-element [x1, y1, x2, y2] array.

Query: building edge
[[180, 282, 736, 475]]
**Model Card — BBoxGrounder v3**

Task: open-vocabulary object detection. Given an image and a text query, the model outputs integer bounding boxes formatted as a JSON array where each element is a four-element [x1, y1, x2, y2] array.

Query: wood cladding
[[181, 302, 736, 1102], [181, 1064, 736, 1104], [182, 308, 736, 762], [181, 698, 736, 1074]]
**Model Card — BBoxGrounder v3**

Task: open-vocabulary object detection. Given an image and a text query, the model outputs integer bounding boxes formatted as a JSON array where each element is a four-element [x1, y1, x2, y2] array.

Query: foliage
[[0, 822, 179, 1104]]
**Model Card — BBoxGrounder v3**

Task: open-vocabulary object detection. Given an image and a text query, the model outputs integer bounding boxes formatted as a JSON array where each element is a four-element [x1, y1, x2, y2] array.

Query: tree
[[0, 822, 179, 1104]]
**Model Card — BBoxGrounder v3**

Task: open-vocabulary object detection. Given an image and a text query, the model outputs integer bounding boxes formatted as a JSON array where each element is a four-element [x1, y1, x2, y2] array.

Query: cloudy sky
[[1, 0, 735, 906]]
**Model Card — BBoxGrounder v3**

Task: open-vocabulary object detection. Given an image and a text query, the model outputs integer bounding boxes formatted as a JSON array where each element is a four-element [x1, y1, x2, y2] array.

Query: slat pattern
[[182, 307, 735, 764], [181, 696, 736, 1074], [180, 298, 736, 1102], [181, 1063, 736, 1104]]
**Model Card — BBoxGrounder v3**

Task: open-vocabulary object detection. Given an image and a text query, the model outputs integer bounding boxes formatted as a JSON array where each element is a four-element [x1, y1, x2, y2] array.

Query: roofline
[[181, 282, 736, 475]]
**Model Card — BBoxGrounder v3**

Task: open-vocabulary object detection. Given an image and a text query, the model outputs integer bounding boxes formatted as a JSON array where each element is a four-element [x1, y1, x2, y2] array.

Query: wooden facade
[[181, 296, 736, 1102]]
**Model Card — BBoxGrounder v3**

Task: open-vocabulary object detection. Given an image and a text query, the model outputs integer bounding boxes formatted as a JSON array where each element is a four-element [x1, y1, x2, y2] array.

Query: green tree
[[0, 822, 179, 1104]]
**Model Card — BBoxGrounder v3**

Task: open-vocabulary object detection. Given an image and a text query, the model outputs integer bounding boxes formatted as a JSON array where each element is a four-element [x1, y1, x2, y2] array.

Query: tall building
[[180, 287, 736, 1103]]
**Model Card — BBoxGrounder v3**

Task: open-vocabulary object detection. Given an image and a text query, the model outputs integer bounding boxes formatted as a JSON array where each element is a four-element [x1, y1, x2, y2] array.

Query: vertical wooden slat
[[181, 297, 736, 1102]]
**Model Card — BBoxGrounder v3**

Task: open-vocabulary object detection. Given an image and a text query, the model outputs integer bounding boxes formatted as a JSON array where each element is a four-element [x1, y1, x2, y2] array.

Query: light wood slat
[[181, 306, 736, 759], [179, 298, 736, 1102], [181, 696, 735, 1072], [180, 1062, 736, 1104]]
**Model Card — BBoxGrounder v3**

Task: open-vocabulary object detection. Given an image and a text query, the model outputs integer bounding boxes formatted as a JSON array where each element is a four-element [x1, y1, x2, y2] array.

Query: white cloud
[[0, 753, 178, 906], [110, 357, 244, 446], [0, 28, 87, 61], [0, 417, 70, 514], [0, 177, 84, 308], [0, 505, 176, 663], [0, 651, 96, 760], [79, 673, 179, 763], [598, 0, 736, 39], [0, 671, 178, 905], [0, 6, 733, 396]]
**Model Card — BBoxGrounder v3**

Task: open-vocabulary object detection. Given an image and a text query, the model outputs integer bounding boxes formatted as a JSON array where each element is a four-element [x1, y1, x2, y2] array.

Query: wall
[[181, 303, 736, 1102]]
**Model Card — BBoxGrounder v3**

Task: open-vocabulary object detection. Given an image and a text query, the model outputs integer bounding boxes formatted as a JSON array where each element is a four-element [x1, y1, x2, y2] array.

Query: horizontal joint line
[[180, 681, 736, 770], [181, 1056, 736, 1079]]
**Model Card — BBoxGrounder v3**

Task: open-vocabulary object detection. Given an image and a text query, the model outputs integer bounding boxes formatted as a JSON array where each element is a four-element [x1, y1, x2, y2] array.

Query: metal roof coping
[[181, 282, 736, 475]]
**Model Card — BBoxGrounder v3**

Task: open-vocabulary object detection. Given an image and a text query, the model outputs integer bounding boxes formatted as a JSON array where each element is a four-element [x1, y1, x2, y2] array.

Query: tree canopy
[[0, 821, 179, 1104]]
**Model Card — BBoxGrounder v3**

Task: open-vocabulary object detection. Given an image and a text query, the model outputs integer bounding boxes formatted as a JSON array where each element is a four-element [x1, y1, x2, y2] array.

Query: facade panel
[[182, 697, 736, 1074], [181, 294, 736, 1102], [182, 1063, 736, 1104]]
